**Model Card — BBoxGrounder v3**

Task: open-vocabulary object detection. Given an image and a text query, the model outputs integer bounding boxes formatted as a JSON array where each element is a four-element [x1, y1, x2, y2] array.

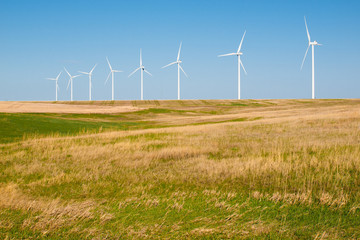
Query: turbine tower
[[105, 57, 122, 101], [46, 71, 61, 101], [79, 64, 97, 101], [218, 31, 247, 100], [64, 68, 81, 101], [301, 16, 322, 99], [128, 49, 152, 100], [162, 42, 189, 100]]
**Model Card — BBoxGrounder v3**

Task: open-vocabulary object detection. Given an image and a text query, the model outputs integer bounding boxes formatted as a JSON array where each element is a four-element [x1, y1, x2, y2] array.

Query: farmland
[[0, 99, 360, 239]]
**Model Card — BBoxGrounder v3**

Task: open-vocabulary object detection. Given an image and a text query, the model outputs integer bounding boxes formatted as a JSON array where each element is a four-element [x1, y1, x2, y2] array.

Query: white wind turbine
[[162, 42, 189, 100], [128, 49, 152, 100], [64, 68, 81, 101], [105, 57, 122, 101], [218, 31, 247, 100], [79, 64, 97, 101], [46, 71, 61, 101], [301, 16, 322, 99]]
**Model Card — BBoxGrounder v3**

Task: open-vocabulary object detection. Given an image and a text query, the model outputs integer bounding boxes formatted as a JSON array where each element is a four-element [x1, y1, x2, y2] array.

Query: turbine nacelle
[[311, 41, 321, 46]]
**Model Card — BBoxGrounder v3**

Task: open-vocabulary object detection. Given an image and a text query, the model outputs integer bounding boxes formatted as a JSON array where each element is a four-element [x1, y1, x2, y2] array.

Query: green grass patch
[[0, 113, 152, 143]]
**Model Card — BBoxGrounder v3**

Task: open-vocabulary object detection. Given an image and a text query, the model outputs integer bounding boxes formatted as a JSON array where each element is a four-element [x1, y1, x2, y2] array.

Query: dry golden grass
[[0, 99, 360, 238]]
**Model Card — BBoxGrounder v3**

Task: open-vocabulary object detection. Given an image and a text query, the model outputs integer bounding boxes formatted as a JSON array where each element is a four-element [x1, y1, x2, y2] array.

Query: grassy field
[[0, 99, 360, 239]]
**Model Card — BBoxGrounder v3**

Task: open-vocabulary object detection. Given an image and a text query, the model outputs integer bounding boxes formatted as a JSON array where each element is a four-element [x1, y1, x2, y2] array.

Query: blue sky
[[0, 0, 359, 101]]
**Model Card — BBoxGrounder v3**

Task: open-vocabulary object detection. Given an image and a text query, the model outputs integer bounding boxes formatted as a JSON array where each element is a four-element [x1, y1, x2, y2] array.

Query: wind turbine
[[79, 64, 97, 101], [46, 71, 61, 101], [105, 57, 122, 101], [162, 42, 189, 100], [128, 49, 152, 100], [64, 68, 81, 101], [301, 16, 322, 99], [218, 30, 247, 100]]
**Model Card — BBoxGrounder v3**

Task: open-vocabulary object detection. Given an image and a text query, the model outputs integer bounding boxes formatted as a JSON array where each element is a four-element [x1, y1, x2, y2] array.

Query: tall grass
[[0, 100, 360, 238]]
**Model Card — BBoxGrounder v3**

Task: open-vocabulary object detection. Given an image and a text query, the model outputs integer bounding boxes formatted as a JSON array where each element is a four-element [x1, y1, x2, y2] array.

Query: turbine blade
[[179, 65, 188, 78], [106, 57, 112, 71], [304, 16, 311, 42], [240, 59, 247, 75], [67, 79, 71, 90], [237, 30, 246, 53], [128, 67, 141, 77], [177, 42, 182, 61], [56, 71, 62, 80], [140, 49, 142, 66], [64, 67, 71, 77], [90, 64, 97, 74], [218, 53, 236, 57], [78, 71, 89, 75], [144, 69, 152, 76], [73, 75, 81, 78], [114, 70, 123, 73], [105, 71, 111, 84], [161, 61, 177, 69], [46, 78, 56, 80], [300, 45, 310, 70]]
